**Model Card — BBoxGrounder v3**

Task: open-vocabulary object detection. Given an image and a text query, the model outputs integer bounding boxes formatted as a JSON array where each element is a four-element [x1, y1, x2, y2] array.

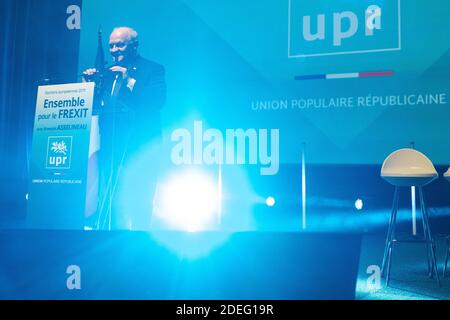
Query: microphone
[[113, 72, 121, 83], [80, 63, 110, 77], [80, 63, 137, 80], [80, 69, 102, 79]]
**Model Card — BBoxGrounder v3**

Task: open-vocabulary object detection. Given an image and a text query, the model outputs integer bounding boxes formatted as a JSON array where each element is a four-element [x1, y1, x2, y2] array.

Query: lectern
[[27, 82, 94, 229]]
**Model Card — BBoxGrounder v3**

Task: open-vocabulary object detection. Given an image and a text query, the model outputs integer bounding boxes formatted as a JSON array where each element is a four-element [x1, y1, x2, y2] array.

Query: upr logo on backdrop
[[46, 136, 73, 169], [288, 0, 401, 57]]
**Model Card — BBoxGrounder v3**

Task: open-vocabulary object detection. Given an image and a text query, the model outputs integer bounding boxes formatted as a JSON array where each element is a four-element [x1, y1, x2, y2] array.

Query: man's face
[[109, 30, 136, 64]]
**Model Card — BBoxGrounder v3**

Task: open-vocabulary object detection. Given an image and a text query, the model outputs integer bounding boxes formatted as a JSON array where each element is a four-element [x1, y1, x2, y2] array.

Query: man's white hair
[[112, 26, 139, 44]]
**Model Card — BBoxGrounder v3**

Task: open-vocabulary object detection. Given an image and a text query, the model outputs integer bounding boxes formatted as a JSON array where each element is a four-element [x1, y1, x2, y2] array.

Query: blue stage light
[[355, 199, 363, 210], [154, 169, 219, 232], [266, 196, 276, 207]]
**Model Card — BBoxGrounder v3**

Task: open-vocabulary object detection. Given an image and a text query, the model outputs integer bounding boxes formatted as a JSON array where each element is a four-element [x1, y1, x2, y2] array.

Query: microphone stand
[[96, 72, 120, 231], [96, 71, 132, 231]]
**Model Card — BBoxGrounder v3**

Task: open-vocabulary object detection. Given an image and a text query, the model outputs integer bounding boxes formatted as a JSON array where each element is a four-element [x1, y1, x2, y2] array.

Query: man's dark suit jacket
[[99, 55, 166, 158], [95, 55, 166, 229]]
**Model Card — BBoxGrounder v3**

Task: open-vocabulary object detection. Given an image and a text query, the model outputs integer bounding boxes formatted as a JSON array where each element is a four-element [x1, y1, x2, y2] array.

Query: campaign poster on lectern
[[27, 82, 94, 229]]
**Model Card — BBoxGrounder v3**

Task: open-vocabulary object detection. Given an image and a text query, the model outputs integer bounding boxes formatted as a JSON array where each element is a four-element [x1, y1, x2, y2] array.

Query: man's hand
[[110, 66, 129, 81], [82, 68, 98, 82], [110, 66, 136, 91]]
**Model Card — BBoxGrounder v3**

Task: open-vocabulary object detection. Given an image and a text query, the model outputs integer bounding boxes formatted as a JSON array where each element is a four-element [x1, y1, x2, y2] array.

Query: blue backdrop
[[79, 0, 450, 165]]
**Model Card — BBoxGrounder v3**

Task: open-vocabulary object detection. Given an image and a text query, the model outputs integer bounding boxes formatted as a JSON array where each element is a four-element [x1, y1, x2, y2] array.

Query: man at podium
[[83, 26, 166, 230]]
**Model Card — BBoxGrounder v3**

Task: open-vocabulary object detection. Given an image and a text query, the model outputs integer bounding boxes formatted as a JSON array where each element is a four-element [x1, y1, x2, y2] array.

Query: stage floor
[[356, 234, 450, 300], [0, 230, 361, 300], [0, 228, 449, 299]]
